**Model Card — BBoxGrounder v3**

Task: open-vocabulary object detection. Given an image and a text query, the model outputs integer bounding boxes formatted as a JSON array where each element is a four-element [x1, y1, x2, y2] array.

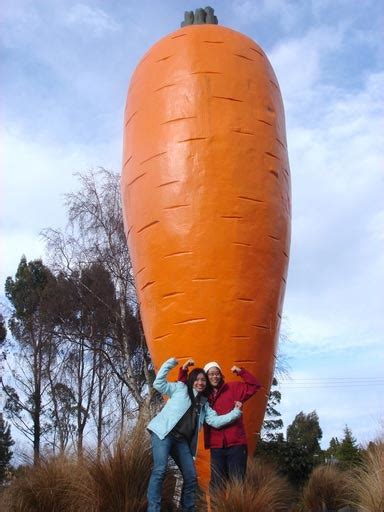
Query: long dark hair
[[187, 368, 210, 403]]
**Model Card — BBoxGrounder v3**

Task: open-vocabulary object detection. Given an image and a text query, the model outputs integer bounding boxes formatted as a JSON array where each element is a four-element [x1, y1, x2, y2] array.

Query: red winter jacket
[[178, 367, 261, 448]]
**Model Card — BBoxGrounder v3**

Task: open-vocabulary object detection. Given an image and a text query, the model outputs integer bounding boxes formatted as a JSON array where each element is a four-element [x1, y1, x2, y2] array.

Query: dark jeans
[[147, 431, 197, 512], [210, 444, 248, 489]]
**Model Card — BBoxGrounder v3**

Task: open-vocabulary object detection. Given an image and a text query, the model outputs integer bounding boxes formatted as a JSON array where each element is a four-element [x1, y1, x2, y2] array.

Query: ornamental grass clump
[[210, 458, 295, 512], [348, 440, 384, 512], [86, 422, 175, 512], [2, 454, 93, 512], [302, 464, 352, 512], [2, 419, 176, 512]]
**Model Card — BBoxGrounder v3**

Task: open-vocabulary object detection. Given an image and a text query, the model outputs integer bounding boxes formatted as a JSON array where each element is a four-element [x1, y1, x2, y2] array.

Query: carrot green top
[[181, 6, 218, 27]]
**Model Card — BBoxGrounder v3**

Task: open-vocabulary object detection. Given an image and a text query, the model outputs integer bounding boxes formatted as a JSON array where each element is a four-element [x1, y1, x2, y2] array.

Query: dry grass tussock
[[302, 464, 352, 512], [2, 418, 176, 512], [86, 419, 175, 512], [2, 454, 93, 512], [210, 458, 295, 512], [348, 440, 384, 512]]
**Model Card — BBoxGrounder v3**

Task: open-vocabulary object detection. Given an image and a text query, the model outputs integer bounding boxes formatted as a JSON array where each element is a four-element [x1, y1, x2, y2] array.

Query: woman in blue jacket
[[147, 357, 242, 512]]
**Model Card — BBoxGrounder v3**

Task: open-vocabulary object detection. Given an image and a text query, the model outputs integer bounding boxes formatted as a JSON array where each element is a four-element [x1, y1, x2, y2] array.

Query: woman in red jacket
[[179, 360, 261, 489]]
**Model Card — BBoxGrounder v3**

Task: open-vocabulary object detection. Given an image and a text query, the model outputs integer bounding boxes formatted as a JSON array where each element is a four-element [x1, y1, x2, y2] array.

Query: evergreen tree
[[287, 410, 323, 456], [0, 313, 6, 345], [284, 410, 323, 485], [255, 378, 284, 474], [0, 413, 14, 484], [4, 256, 57, 463], [336, 425, 361, 467], [262, 377, 283, 441], [325, 436, 340, 462]]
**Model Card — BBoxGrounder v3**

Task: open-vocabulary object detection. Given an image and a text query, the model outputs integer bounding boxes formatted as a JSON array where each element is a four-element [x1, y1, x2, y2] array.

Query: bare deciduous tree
[[42, 170, 157, 433]]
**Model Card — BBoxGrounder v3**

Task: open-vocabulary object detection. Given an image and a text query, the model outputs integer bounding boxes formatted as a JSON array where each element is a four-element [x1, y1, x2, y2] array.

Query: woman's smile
[[207, 369, 221, 388], [193, 373, 207, 392]]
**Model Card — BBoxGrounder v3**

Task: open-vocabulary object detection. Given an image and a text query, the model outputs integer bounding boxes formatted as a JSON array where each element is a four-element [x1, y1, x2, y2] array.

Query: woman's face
[[193, 372, 207, 393], [207, 367, 222, 388]]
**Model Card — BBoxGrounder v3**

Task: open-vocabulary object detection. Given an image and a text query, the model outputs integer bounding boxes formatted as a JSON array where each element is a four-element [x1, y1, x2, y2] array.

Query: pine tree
[[262, 377, 283, 441], [325, 436, 340, 462], [0, 413, 14, 484], [336, 425, 361, 466]]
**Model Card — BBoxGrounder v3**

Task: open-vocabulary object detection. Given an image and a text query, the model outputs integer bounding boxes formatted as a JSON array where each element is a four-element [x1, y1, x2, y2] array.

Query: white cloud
[[1, 124, 122, 290], [232, 0, 307, 32], [1, 1, 120, 47], [63, 4, 120, 36], [269, 26, 347, 115], [280, 62, 384, 350]]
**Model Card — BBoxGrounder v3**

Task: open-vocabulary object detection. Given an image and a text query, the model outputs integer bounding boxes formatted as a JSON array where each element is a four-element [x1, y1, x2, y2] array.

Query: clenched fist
[[182, 358, 195, 370]]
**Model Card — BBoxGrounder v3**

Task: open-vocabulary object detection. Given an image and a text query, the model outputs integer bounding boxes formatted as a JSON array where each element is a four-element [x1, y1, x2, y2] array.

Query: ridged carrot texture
[[121, 17, 290, 483]]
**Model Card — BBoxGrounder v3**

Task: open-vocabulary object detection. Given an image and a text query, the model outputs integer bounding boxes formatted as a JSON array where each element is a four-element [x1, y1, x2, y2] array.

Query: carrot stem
[[181, 7, 218, 27]]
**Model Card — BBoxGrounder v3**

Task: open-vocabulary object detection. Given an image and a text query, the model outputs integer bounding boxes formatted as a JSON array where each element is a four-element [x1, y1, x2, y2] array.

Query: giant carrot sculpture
[[121, 7, 290, 483]]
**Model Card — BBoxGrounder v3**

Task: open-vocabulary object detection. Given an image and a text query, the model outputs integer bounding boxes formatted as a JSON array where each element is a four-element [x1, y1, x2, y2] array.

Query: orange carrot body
[[122, 24, 291, 483]]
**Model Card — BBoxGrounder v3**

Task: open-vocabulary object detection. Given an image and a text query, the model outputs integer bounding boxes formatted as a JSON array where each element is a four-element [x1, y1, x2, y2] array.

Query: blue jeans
[[147, 431, 197, 512], [210, 445, 248, 489]]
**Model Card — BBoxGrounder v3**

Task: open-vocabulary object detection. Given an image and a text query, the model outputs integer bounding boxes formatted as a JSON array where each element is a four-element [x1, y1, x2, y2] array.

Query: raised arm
[[178, 367, 188, 384], [177, 358, 194, 384], [231, 366, 262, 402], [153, 357, 179, 397]]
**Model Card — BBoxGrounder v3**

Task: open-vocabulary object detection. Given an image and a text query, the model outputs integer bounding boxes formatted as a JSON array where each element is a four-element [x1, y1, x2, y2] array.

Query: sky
[[1, 0, 383, 451]]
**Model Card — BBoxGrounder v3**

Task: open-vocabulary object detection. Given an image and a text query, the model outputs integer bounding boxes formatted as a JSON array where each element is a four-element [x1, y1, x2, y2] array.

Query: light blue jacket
[[147, 358, 242, 453]]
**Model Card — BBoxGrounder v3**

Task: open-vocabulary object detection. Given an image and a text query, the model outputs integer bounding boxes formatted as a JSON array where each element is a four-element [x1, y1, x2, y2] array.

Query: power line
[[278, 376, 384, 388], [280, 384, 384, 389], [283, 377, 383, 381], [279, 377, 384, 384]]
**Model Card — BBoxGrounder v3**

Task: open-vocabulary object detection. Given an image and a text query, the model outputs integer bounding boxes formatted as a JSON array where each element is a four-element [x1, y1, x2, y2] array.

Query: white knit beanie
[[204, 361, 222, 373]]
